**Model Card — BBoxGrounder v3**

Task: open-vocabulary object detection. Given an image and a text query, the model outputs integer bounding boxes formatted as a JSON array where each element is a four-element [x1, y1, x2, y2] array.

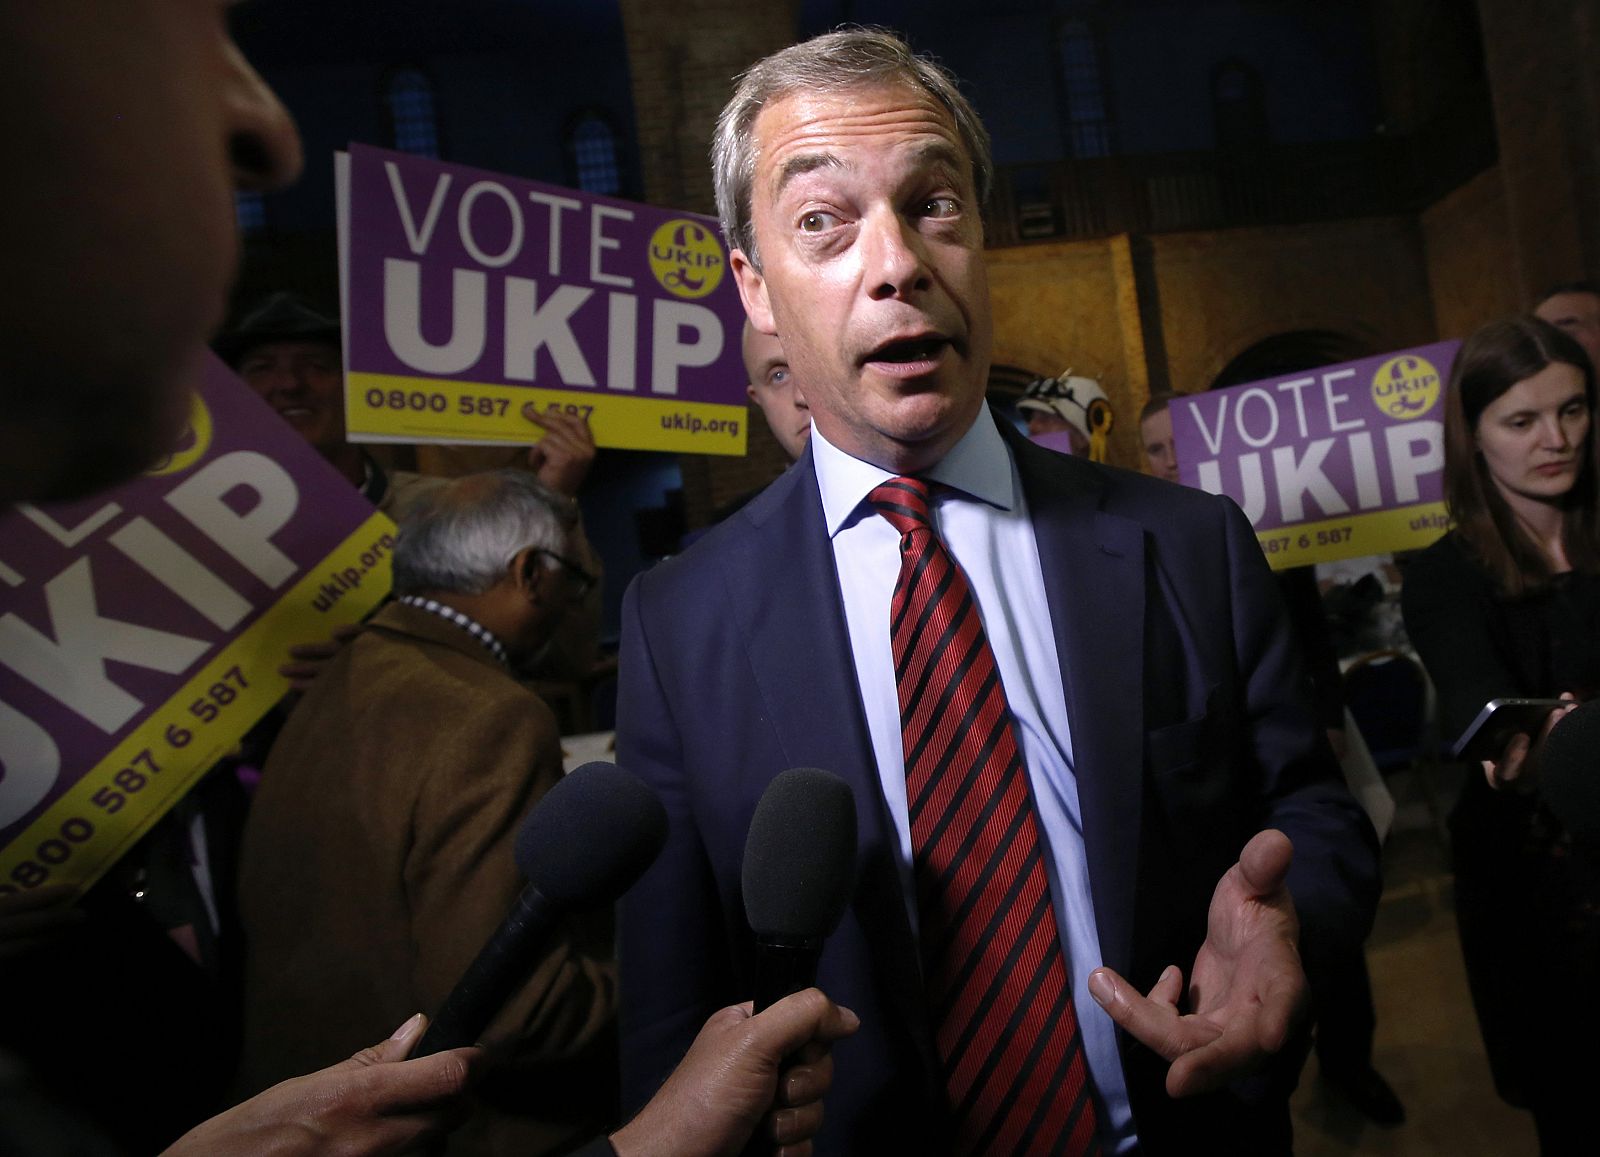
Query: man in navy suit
[[616, 28, 1379, 1155]]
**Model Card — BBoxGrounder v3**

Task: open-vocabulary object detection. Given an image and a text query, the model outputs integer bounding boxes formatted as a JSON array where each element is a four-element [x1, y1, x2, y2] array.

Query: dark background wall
[[228, 0, 1594, 648]]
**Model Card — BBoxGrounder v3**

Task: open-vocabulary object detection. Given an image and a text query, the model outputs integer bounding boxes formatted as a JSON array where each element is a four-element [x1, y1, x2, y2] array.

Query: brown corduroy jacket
[[235, 600, 617, 1156]]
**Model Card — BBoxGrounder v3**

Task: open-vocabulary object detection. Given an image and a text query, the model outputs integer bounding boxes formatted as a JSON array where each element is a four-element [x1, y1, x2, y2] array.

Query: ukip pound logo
[[1370, 354, 1441, 421], [648, 219, 725, 300]]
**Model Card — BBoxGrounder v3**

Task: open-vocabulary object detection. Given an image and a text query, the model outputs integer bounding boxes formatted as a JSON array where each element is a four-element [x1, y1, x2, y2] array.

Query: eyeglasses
[[531, 549, 598, 600]]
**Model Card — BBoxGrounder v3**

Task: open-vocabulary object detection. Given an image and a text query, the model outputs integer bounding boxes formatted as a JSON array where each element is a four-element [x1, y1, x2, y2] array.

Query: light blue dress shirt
[[810, 407, 1137, 1151]]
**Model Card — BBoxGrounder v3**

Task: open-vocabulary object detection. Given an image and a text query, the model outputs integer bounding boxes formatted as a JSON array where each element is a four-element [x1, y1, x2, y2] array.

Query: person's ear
[[731, 249, 775, 335], [511, 547, 543, 603]]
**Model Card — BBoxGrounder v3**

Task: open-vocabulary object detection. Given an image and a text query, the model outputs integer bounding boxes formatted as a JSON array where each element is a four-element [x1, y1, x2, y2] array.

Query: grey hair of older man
[[392, 469, 569, 597], [711, 26, 993, 270]]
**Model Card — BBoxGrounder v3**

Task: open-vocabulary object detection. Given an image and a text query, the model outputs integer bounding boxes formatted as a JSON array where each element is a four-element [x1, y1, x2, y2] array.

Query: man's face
[[1534, 291, 1600, 370], [1023, 408, 1089, 454], [238, 340, 348, 457], [730, 83, 992, 474], [509, 546, 587, 665], [743, 325, 812, 461], [0, 0, 301, 502], [1141, 407, 1180, 482]]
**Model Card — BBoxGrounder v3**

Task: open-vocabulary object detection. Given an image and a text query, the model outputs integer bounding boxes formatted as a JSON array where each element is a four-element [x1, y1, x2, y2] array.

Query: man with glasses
[[234, 469, 617, 1156], [215, 292, 605, 687]]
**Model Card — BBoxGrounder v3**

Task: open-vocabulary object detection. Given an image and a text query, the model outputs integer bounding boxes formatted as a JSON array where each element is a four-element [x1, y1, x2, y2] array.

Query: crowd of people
[[3, 8, 1598, 1157], [1127, 289, 1600, 1156]]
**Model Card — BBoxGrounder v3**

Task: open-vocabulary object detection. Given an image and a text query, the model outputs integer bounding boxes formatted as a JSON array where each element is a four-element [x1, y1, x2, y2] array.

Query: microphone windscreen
[[1539, 700, 1600, 851], [514, 761, 667, 908], [742, 767, 857, 939]]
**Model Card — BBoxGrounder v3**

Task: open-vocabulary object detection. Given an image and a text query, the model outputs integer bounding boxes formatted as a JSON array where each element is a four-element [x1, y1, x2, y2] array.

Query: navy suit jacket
[[616, 415, 1379, 1154]]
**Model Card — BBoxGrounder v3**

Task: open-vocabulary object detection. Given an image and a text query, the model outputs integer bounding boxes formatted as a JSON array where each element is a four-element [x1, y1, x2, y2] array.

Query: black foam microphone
[[414, 760, 667, 1056], [1538, 699, 1600, 854], [742, 768, 858, 1013]]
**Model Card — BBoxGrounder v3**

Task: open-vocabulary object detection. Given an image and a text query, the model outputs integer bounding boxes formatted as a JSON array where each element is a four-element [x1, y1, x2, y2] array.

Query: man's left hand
[[522, 404, 596, 497], [609, 988, 859, 1157], [1087, 828, 1305, 1098], [278, 623, 362, 690]]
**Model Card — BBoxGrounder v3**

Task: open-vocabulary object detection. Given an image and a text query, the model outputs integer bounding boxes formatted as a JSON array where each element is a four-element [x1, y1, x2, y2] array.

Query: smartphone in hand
[[1451, 697, 1569, 763]]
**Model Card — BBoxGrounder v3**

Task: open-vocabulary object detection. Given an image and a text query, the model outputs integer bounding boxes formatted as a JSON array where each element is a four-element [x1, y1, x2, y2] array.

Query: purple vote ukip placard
[[0, 355, 393, 893], [1170, 340, 1459, 569], [340, 144, 750, 455]]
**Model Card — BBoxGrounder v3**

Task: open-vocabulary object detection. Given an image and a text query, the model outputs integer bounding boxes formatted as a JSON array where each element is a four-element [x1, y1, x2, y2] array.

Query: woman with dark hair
[[1401, 315, 1600, 1155]]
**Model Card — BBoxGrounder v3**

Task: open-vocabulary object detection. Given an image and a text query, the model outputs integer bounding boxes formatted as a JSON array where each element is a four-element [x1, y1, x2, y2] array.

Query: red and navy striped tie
[[870, 476, 1101, 1157]]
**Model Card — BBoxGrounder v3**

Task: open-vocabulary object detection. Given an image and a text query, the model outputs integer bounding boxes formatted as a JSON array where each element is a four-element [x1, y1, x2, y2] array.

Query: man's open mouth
[[866, 336, 948, 364]]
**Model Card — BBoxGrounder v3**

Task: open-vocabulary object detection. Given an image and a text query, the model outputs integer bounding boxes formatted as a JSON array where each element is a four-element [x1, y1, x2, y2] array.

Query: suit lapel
[[1005, 425, 1145, 979], [723, 451, 939, 1078], [724, 454, 872, 787]]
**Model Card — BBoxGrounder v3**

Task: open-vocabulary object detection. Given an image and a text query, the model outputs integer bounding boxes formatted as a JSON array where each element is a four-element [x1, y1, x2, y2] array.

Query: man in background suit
[[617, 28, 1380, 1154]]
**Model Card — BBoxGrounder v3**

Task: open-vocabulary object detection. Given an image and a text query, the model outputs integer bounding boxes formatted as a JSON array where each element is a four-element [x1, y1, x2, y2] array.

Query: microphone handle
[[414, 885, 553, 1056], [751, 936, 824, 1014]]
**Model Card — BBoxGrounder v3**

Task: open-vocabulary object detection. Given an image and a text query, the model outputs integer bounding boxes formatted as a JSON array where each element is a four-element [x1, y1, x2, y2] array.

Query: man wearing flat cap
[[217, 292, 594, 522]]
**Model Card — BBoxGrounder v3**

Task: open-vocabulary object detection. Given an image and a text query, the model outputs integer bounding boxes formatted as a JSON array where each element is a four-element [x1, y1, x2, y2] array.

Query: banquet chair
[[1342, 648, 1448, 847]]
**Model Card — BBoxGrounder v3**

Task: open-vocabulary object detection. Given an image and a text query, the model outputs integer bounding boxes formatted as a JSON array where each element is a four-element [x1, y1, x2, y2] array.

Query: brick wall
[[1476, 0, 1600, 299], [1420, 166, 1520, 340]]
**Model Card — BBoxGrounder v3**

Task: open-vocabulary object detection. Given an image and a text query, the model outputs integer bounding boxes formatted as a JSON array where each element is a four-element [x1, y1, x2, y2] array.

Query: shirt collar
[[811, 404, 1016, 537], [397, 595, 509, 667]]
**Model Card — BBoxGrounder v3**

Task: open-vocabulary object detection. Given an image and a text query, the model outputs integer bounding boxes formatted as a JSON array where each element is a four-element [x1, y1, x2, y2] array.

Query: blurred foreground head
[[0, 0, 302, 504]]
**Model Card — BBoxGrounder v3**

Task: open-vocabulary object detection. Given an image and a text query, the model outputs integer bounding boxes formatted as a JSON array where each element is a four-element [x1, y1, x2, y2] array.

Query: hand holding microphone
[[410, 760, 864, 1156], [609, 988, 860, 1157], [613, 767, 860, 1157], [742, 767, 859, 1013], [606, 763, 864, 1156]]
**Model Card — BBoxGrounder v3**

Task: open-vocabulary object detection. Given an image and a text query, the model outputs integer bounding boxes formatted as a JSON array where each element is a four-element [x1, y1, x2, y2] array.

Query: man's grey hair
[[712, 27, 993, 269], [392, 469, 568, 597]]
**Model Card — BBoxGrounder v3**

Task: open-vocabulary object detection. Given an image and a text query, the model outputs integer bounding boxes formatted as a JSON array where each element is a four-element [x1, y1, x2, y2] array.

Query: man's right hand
[[521, 404, 597, 497], [610, 988, 860, 1157], [162, 1013, 482, 1157]]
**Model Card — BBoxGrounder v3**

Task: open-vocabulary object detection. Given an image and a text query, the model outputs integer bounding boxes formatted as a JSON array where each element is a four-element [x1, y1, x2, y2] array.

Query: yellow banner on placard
[[347, 372, 749, 455], [0, 512, 396, 896], [1257, 502, 1451, 570]]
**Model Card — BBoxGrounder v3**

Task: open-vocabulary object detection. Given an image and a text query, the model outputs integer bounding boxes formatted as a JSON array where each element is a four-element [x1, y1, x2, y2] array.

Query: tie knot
[[869, 476, 934, 538]]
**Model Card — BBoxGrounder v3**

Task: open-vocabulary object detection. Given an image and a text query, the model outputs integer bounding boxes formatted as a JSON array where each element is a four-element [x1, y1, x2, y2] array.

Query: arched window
[[1212, 60, 1269, 152], [1057, 19, 1113, 158], [567, 111, 622, 196], [386, 68, 439, 158], [1209, 331, 1370, 391]]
